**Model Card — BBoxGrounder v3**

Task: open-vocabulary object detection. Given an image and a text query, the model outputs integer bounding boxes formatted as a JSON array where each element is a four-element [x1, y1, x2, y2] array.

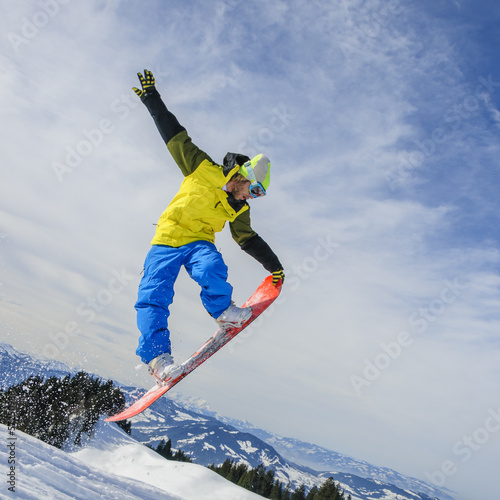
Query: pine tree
[[252, 464, 272, 496], [156, 439, 173, 458], [270, 479, 285, 500], [263, 469, 275, 497], [0, 372, 127, 449], [305, 486, 319, 499], [218, 458, 234, 477], [206, 460, 315, 500], [315, 477, 344, 499], [237, 465, 255, 492], [283, 483, 293, 500], [149, 439, 192, 463], [291, 484, 307, 500], [228, 462, 248, 484], [172, 448, 192, 462], [116, 419, 131, 434]]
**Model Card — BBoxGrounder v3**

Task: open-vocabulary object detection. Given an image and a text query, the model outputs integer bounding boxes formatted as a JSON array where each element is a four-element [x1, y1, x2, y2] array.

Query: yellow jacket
[[151, 130, 253, 247]]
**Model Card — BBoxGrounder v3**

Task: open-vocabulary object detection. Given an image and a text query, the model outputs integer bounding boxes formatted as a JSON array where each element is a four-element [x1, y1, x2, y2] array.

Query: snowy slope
[[1, 422, 263, 500], [1, 423, 181, 500], [72, 421, 263, 500]]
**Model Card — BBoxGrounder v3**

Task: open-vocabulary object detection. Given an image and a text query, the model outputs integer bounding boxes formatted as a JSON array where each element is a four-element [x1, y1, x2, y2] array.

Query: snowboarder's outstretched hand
[[272, 269, 285, 286], [133, 69, 156, 98]]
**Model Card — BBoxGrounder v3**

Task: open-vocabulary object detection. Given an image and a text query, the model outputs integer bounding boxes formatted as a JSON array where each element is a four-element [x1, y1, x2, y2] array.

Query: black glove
[[272, 269, 285, 286], [133, 69, 156, 98]]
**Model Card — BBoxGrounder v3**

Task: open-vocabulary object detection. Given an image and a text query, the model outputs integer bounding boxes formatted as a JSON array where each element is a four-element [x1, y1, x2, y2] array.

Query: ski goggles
[[243, 161, 267, 198]]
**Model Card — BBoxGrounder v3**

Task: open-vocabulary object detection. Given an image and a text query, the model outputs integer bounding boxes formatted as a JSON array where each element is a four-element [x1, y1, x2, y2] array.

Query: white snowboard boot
[[148, 353, 179, 382], [216, 302, 252, 329]]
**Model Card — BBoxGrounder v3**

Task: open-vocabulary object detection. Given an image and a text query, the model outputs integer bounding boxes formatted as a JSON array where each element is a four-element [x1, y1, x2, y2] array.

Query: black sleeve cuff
[[241, 235, 283, 273]]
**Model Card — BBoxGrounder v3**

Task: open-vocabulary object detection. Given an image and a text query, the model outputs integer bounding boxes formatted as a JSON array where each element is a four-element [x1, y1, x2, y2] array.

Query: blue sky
[[1, 1, 499, 499]]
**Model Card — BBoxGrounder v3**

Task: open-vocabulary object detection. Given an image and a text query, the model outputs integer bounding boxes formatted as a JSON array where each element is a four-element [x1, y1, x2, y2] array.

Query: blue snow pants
[[135, 241, 233, 363]]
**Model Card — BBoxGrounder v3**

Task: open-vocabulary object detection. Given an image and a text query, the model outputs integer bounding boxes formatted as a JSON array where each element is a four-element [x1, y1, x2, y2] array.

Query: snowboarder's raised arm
[[133, 69, 212, 176]]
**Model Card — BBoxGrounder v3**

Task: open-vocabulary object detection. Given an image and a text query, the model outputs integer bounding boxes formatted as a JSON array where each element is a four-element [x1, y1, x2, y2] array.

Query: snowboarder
[[132, 70, 284, 382]]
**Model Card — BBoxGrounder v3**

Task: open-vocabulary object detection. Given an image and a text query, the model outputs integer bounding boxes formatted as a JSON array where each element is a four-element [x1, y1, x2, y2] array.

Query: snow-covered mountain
[[181, 406, 452, 500], [0, 343, 455, 500], [0, 343, 71, 389]]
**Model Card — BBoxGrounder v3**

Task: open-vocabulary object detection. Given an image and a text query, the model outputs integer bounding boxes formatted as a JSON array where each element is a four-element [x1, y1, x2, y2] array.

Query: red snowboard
[[106, 275, 282, 422]]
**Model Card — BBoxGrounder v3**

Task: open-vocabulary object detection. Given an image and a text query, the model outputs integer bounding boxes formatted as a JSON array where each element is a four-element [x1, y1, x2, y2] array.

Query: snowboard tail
[[106, 275, 281, 422]]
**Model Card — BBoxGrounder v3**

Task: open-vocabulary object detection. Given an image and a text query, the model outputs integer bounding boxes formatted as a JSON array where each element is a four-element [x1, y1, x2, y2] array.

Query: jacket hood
[[223, 152, 251, 176]]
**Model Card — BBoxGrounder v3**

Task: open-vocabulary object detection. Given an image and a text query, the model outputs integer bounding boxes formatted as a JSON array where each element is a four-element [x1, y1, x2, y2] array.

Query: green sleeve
[[167, 129, 213, 177], [230, 198, 283, 273], [230, 209, 258, 245]]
